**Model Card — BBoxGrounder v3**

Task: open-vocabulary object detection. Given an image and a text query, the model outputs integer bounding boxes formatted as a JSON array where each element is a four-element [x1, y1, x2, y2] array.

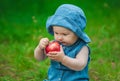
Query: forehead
[[53, 26, 72, 33]]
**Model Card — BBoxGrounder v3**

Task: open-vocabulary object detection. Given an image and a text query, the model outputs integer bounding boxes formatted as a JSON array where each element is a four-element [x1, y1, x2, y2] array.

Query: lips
[[60, 42, 67, 45], [57, 40, 67, 45]]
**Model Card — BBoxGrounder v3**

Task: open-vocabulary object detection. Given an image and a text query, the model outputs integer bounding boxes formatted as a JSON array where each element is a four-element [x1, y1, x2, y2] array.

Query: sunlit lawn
[[0, 1, 120, 81]]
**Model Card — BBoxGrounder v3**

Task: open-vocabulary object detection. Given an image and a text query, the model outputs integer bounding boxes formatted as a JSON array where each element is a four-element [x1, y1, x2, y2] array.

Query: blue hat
[[46, 4, 91, 43]]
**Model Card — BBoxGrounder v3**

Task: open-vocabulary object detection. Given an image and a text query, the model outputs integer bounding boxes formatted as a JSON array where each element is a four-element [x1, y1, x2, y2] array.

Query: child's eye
[[63, 34, 67, 36], [55, 32, 58, 34]]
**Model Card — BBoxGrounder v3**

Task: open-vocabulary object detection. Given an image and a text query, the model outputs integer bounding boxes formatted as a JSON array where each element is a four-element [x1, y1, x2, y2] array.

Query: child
[[34, 4, 91, 81]]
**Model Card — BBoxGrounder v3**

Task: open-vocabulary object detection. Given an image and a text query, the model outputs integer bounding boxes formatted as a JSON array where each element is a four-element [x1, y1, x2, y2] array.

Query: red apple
[[45, 41, 60, 54]]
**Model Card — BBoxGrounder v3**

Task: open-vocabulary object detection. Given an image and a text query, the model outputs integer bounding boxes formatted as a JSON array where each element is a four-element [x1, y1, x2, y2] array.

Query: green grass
[[0, 0, 120, 81]]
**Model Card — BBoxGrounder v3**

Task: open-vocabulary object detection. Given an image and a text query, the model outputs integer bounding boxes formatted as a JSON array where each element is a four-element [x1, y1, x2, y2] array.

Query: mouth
[[60, 42, 67, 45], [56, 40, 67, 45]]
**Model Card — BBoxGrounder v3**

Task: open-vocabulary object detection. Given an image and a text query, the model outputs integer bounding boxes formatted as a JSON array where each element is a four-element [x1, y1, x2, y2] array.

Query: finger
[[44, 38, 49, 43], [40, 44, 46, 49], [46, 53, 51, 57], [47, 54, 55, 59], [45, 38, 49, 41], [48, 52, 57, 55]]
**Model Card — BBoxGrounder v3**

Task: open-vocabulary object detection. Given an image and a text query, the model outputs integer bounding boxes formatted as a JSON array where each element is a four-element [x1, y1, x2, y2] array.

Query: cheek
[[68, 36, 78, 43], [67, 37, 73, 42], [54, 35, 58, 40], [64, 36, 72, 42]]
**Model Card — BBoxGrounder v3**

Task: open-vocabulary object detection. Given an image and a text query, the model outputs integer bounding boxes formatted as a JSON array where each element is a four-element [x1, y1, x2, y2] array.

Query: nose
[[57, 35, 63, 41]]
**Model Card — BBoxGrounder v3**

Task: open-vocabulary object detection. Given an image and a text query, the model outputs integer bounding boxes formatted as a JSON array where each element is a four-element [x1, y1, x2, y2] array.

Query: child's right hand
[[39, 38, 49, 49]]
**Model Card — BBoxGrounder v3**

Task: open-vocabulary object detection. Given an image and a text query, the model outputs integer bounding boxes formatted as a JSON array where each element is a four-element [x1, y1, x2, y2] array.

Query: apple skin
[[45, 41, 60, 54]]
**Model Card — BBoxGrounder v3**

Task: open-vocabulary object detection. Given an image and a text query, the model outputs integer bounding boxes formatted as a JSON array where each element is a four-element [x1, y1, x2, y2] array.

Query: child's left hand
[[47, 45, 65, 62]]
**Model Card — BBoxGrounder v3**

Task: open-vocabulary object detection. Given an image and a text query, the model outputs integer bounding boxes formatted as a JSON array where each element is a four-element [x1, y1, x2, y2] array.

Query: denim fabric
[[46, 4, 91, 43], [44, 39, 90, 81]]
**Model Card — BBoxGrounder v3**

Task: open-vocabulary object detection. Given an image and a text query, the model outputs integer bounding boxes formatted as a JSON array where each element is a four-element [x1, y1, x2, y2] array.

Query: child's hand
[[47, 45, 65, 62], [39, 38, 49, 49]]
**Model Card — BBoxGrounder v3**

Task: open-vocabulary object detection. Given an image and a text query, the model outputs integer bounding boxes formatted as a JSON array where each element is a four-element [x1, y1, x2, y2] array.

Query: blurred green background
[[0, 0, 120, 81]]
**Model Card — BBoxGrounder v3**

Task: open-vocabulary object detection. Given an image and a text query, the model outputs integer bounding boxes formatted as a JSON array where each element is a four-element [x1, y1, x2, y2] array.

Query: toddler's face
[[53, 26, 78, 46]]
